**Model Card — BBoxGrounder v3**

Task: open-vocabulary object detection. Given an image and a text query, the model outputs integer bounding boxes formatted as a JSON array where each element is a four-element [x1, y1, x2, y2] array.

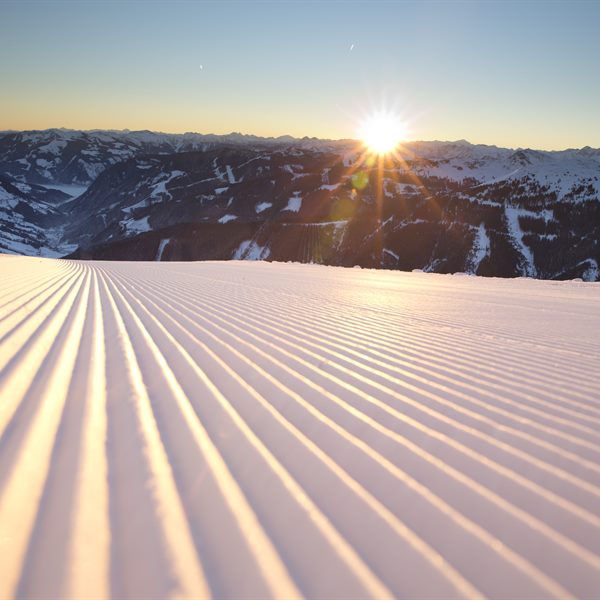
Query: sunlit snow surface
[[0, 256, 599, 599]]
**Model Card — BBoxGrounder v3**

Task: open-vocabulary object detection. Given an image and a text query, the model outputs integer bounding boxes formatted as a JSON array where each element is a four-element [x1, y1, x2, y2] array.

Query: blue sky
[[1, 0, 599, 149]]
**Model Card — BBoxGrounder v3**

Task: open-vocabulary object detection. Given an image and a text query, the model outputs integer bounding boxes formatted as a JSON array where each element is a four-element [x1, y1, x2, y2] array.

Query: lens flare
[[359, 111, 407, 155]]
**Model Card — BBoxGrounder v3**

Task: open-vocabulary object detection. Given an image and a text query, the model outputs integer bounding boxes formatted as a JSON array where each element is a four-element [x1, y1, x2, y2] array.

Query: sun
[[359, 111, 407, 155]]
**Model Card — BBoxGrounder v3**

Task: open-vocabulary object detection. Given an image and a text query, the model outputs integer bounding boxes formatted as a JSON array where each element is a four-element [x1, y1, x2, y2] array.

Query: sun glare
[[359, 111, 407, 155]]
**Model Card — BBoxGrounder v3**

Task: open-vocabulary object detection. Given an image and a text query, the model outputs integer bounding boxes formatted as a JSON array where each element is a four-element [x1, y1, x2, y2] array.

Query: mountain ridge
[[2, 127, 598, 154], [0, 129, 598, 281]]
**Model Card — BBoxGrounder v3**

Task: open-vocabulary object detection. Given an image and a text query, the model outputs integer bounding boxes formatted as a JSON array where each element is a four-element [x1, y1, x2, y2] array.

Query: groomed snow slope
[[1, 256, 600, 599]]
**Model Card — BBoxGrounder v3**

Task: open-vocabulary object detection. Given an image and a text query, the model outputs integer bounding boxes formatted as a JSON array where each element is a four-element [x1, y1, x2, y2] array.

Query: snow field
[[0, 256, 599, 598]]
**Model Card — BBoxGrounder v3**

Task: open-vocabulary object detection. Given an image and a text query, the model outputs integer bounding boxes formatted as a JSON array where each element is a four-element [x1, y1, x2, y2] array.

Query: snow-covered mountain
[[0, 130, 598, 280], [0, 176, 75, 256], [0, 128, 342, 187]]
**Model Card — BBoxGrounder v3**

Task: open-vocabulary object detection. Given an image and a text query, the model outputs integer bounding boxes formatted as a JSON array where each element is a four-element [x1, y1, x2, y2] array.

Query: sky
[[1, 0, 599, 150]]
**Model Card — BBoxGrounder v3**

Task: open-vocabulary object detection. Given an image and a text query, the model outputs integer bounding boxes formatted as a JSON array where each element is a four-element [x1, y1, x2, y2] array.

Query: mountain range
[[0, 128, 598, 281]]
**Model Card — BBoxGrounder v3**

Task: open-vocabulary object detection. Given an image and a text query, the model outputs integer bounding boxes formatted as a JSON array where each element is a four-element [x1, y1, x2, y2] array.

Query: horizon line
[[1, 126, 599, 154]]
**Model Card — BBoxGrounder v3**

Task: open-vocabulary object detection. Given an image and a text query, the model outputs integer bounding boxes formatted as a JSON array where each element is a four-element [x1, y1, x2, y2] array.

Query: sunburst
[[359, 110, 407, 155]]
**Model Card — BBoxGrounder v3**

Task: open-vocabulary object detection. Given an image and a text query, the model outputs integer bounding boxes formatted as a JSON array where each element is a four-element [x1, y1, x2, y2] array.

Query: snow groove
[[0, 256, 599, 599]]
